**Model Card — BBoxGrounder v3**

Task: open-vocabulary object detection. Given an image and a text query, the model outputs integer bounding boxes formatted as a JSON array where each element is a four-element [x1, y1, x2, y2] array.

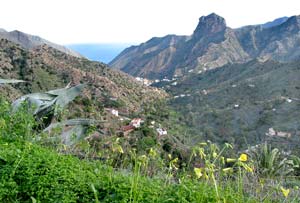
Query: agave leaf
[[43, 118, 103, 146], [46, 82, 72, 95], [12, 93, 57, 113], [24, 93, 57, 101], [0, 79, 25, 84], [61, 118, 100, 126], [12, 84, 85, 117], [45, 84, 86, 115], [54, 84, 86, 112], [62, 125, 87, 146], [43, 118, 100, 132]]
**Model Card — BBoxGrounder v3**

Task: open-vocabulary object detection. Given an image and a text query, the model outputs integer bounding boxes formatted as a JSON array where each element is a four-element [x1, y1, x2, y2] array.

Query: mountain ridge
[[0, 29, 83, 58], [110, 13, 300, 79]]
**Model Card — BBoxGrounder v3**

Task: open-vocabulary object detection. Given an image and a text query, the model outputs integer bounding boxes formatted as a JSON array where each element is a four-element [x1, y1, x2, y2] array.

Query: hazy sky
[[1, 0, 299, 44]]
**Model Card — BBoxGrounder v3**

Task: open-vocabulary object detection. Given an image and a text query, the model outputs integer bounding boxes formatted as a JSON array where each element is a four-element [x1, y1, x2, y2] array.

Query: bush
[[0, 98, 36, 142]]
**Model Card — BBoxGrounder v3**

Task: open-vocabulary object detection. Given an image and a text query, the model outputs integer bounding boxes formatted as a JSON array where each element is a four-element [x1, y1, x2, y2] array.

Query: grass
[[1, 99, 300, 202], [0, 140, 259, 203]]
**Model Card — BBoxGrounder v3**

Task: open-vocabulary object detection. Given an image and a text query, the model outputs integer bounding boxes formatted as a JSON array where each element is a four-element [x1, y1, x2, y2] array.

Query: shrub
[[0, 98, 36, 142]]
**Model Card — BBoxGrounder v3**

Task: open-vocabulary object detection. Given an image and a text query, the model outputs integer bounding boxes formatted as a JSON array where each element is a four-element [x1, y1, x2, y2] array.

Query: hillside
[[0, 29, 82, 58], [153, 59, 300, 152], [0, 38, 167, 113], [110, 13, 300, 79]]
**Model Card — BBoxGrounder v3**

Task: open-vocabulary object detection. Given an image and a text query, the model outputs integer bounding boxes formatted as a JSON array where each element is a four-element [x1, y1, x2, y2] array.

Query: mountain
[[0, 38, 167, 113], [0, 29, 82, 58], [67, 43, 130, 63], [110, 14, 300, 79], [261, 17, 289, 28], [153, 59, 300, 152]]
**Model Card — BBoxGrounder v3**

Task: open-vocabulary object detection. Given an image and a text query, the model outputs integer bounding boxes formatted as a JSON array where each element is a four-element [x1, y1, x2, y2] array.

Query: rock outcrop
[[110, 13, 300, 79]]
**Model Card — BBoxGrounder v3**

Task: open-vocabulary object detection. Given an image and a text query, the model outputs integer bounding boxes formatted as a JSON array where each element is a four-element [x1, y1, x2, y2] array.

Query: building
[[121, 125, 135, 135], [130, 118, 144, 128], [156, 128, 167, 136]]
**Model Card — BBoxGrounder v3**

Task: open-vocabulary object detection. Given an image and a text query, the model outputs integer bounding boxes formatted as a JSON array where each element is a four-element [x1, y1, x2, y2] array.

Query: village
[[105, 107, 168, 137]]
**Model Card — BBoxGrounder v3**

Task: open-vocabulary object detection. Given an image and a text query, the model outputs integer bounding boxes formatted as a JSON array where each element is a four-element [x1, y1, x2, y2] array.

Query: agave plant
[[43, 118, 102, 146], [12, 83, 86, 128], [2, 78, 104, 155], [0, 78, 25, 84], [248, 143, 294, 178]]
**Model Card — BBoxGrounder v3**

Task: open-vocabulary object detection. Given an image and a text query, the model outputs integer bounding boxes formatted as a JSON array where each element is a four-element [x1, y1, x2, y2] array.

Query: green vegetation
[[1, 26, 300, 202], [1, 97, 300, 202], [158, 59, 300, 152]]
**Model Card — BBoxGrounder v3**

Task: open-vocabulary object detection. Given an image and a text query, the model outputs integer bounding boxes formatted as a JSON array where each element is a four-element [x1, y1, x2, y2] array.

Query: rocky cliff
[[110, 13, 300, 79]]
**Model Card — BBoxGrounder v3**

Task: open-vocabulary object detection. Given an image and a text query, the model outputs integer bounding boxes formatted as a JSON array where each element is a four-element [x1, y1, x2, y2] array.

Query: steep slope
[[0, 29, 82, 58], [0, 38, 167, 113], [110, 35, 188, 79], [0, 38, 193, 165], [235, 15, 300, 61], [110, 14, 300, 79], [155, 59, 300, 152]]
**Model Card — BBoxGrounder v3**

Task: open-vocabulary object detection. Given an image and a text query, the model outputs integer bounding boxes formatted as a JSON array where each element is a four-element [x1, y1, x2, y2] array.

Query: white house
[[106, 108, 119, 117], [111, 109, 119, 117], [202, 89, 208, 95], [234, 104, 239, 108], [130, 118, 144, 128], [156, 128, 167, 136]]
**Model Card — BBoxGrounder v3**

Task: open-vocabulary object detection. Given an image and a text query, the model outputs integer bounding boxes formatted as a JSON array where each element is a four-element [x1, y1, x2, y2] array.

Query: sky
[[0, 0, 299, 45]]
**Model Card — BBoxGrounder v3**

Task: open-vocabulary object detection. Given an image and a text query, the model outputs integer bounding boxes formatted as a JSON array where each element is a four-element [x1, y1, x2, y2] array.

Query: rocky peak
[[193, 13, 227, 38]]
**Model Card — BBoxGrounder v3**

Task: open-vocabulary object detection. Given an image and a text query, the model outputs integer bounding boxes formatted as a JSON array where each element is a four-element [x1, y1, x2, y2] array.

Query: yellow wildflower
[[139, 155, 147, 163], [280, 186, 290, 198], [220, 156, 225, 165], [243, 164, 253, 173], [222, 167, 233, 173], [226, 158, 236, 163], [149, 148, 157, 157], [213, 152, 217, 158], [198, 148, 206, 159], [239, 153, 248, 162], [113, 145, 123, 154], [194, 167, 203, 179], [203, 171, 209, 180], [225, 143, 233, 149]]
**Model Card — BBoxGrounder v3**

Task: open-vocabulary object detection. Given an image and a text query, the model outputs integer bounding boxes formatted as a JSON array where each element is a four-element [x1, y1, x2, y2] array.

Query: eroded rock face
[[110, 13, 300, 79], [193, 13, 227, 38]]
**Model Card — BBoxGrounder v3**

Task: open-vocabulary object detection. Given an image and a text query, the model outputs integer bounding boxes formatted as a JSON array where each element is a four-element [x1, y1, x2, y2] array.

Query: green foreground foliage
[[1, 98, 300, 202]]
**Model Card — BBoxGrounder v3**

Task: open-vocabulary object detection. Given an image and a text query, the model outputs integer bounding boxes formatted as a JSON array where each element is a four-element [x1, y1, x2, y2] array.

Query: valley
[[1, 10, 300, 202]]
